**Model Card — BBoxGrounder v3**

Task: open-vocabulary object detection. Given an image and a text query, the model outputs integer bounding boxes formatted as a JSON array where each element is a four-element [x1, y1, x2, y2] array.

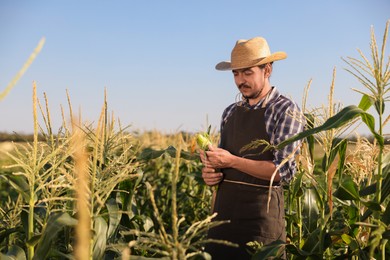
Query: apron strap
[[223, 179, 280, 188]]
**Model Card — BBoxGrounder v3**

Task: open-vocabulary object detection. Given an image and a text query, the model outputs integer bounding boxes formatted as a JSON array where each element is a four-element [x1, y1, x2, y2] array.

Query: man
[[200, 37, 305, 259]]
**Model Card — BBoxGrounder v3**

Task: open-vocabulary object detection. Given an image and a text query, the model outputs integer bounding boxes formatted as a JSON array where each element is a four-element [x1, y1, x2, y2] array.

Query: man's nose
[[236, 74, 246, 85]]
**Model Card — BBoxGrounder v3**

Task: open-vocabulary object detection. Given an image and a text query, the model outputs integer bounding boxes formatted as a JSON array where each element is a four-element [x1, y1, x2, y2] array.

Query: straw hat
[[215, 37, 287, 71]]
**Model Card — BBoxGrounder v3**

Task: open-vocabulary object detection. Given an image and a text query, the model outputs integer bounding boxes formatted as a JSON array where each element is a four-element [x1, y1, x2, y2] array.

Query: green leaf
[[321, 153, 328, 174], [322, 138, 347, 175], [137, 147, 166, 160], [137, 146, 198, 161], [360, 162, 390, 200], [304, 113, 315, 162], [93, 216, 108, 260], [301, 228, 321, 253], [336, 139, 348, 188], [0, 227, 23, 245], [165, 145, 199, 160], [273, 105, 384, 150], [0, 245, 26, 260], [383, 200, 390, 225], [359, 183, 376, 197], [379, 163, 390, 202], [358, 94, 373, 111], [360, 200, 381, 211], [26, 234, 41, 247], [292, 171, 304, 198], [333, 177, 360, 201], [327, 138, 345, 172], [302, 187, 320, 233], [374, 99, 385, 115], [341, 234, 359, 251], [106, 198, 121, 240], [285, 244, 315, 257], [251, 240, 285, 259], [1, 174, 31, 203], [33, 212, 77, 260]]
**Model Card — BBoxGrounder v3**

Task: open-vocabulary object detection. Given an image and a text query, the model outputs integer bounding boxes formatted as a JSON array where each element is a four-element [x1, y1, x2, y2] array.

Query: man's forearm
[[230, 156, 280, 182]]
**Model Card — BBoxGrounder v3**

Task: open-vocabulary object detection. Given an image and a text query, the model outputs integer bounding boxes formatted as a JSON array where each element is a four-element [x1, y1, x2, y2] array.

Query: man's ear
[[265, 63, 272, 77]]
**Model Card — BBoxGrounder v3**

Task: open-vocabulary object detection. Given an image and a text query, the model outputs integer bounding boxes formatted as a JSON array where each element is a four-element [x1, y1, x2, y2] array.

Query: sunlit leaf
[[358, 94, 374, 111], [302, 187, 320, 233], [273, 105, 384, 150], [341, 234, 359, 251]]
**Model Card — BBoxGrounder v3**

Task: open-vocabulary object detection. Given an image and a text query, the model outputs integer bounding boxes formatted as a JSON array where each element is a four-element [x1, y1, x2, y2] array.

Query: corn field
[[1, 21, 390, 259]]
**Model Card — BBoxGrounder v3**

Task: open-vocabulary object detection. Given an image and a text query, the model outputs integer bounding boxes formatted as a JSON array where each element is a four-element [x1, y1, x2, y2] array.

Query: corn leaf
[[333, 177, 360, 201], [304, 113, 315, 162], [93, 216, 108, 260], [291, 171, 304, 198], [302, 187, 320, 234], [33, 212, 77, 260], [301, 228, 321, 253], [341, 234, 359, 251], [358, 94, 374, 111], [106, 198, 121, 240], [285, 244, 314, 257], [383, 202, 390, 225], [360, 200, 381, 211], [0, 245, 26, 260], [375, 99, 385, 115], [137, 146, 198, 161], [273, 105, 384, 150], [336, 139, 348, 188], [1, 174, 31, 203], [251, 240, 285, 259]]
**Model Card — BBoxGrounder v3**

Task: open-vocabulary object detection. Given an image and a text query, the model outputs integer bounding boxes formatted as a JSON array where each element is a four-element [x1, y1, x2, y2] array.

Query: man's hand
[[205, 145, 234, 169], [201, 167, 223, 186], [199, 146, 224, 186]]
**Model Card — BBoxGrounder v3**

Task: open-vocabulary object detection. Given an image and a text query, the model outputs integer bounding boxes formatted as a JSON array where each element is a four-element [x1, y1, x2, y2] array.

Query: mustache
[[238, 83, 250, 89]]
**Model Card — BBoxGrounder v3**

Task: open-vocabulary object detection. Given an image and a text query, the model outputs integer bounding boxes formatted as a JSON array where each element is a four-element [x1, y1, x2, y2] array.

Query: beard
[[239, 84, 263, 100]]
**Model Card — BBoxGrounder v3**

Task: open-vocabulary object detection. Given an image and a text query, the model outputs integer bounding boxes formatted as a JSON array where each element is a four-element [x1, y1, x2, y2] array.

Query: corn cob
[[195, 125, 212, 155], [196, 126, 218, 206], [195, 132, 212, 151]]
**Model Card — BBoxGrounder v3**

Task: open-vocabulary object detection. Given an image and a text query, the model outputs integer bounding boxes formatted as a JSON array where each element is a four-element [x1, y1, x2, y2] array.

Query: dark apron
[[205, 105, 286, 260]]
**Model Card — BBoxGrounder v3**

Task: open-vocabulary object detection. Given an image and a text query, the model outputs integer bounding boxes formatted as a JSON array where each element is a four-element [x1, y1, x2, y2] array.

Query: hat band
[[231, 57, 266, 69]]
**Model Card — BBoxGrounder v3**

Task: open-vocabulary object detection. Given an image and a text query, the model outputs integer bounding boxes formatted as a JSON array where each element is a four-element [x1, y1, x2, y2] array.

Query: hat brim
[[215, 51, 287, 71]]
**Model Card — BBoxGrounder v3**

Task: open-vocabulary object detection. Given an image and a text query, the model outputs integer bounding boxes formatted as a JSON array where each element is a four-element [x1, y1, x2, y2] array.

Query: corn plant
[[251, 20, 390, 259], [0, 85, 142, 259], [121, 135, 235, 259]]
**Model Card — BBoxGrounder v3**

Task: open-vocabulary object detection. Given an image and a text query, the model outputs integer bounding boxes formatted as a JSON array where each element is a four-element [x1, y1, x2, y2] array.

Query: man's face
[[232, 66, 267, 100]]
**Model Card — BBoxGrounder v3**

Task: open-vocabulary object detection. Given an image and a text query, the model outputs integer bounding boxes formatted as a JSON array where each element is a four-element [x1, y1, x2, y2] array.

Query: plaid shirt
[[220, 87, 305, 182]]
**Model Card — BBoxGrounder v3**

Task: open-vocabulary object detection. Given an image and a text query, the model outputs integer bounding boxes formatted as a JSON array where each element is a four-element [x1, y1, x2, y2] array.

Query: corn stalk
[[343, 20, 390, 204]]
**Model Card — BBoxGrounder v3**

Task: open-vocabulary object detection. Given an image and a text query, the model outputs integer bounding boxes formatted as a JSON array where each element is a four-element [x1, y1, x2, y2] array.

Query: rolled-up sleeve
[[266, 98, 305, 182]]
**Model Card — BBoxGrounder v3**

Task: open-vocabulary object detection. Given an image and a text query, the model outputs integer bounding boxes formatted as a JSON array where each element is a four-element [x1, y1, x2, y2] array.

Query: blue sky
[[1, 1, 389, 135]]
